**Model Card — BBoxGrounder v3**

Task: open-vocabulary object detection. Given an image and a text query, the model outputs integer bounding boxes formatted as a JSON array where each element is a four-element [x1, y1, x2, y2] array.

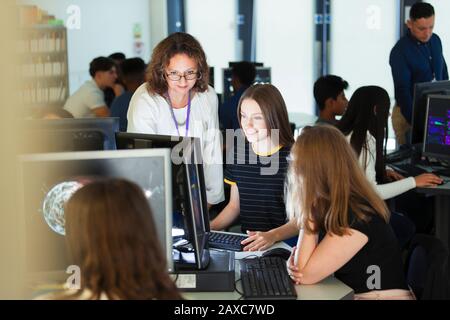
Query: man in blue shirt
[[389, 2, 448, 146], [219, 62, 256, 131], [110, 58, 146, 132]]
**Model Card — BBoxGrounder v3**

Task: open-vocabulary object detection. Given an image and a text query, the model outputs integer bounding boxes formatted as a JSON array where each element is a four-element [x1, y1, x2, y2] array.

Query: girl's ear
[[373, 105, 377, 115]]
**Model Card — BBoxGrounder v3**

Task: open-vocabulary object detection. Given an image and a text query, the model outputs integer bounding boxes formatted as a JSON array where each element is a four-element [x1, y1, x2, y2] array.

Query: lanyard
[[166, 91, 191, 137]]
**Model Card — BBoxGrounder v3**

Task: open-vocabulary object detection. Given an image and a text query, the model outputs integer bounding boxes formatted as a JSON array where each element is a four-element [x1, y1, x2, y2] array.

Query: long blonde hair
[[286, 125, 389, 235]]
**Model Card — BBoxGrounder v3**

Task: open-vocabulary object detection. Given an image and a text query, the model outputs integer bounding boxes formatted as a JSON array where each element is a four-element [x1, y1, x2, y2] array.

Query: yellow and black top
[[224, 141, 291, 232]]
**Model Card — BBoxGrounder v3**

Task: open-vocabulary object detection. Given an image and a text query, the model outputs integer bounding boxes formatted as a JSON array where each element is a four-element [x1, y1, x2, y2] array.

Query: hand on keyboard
[[414, 173, 444, 187], [241, 230, 277, 251], [386, 169, 404, 181]]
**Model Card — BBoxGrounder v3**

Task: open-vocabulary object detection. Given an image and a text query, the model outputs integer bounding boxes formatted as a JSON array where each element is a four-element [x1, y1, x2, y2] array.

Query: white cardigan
[[127, 84, 224, 204], [348, 132, 416, 200]]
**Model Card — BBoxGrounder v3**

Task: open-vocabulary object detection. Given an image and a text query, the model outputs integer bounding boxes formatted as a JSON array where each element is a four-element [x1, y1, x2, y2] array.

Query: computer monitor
[[22, 118, 120, 153], [115, 132, 210, 269], [18, 149, 174, 284], [222, 66, 271, 101], [411, 80, 450, 145], [422, 95, 450, 161], [208, 66, 215, 88]]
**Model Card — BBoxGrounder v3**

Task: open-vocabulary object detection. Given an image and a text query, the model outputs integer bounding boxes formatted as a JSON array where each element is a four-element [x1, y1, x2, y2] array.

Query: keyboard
[[208, 232, 247, 251], [240, 256, 297, 300], [386, 148, 414, 164], [390, 163, 428, 176]]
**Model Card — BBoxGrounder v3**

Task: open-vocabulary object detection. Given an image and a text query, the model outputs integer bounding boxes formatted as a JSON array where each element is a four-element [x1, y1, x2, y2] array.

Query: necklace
[[166, 91, 191, 137], [173, 110, 187, 126]]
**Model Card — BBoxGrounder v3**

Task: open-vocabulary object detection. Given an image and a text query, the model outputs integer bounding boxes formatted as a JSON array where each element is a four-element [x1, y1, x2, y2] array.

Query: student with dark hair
[[38, 106, 74, 119], [336, 86, 442, 199], [211, 84, 298, 251], [127, 32, 224, 206], [390, 2, 448, 146], [286, 126, 415, 300], [109, 52, 126, 62], [110, 57, 147, 131], [313, 75, 349, 125], [104, 52, 127, 108], [219, 61, 257, 130], [64, 57, 117, 118], [48, 178, 181, 300]]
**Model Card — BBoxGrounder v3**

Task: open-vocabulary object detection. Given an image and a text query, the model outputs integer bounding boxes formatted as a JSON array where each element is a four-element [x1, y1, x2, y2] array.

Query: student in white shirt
[[64, 57, 116, 118], [127, 32, 224, 205], [336, 85, 442, 199]]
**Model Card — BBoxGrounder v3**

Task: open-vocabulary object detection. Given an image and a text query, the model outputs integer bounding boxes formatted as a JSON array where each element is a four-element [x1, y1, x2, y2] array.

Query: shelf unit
[[17, 24, 69, 116]]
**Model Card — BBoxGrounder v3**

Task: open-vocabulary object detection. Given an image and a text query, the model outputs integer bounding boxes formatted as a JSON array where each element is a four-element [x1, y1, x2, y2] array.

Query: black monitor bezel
[[115, 132, 210, 269], [411, 80, 450, 145], [23, 117, 120, 152], [422, 94, 450, 161]]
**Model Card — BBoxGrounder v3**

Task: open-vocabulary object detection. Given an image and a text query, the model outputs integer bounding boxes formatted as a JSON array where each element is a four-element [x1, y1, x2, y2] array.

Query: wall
[[185, 0, 237, 93], [255, 0, 315, 114], [330, 0, 399, 99], [429, 0, 450, 67], [19, 0, 151, 94]]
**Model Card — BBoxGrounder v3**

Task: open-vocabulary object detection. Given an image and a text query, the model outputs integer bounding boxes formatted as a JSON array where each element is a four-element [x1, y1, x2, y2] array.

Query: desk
[[183, 243, 354, 300], [416, 181, 450, 250]]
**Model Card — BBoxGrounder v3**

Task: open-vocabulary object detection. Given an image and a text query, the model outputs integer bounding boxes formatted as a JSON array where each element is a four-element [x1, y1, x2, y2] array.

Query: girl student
[[48, 179, 181, 300], [286, 126, 415, 300], [336, 85, 442, 199], [210, 84, 298, 251]]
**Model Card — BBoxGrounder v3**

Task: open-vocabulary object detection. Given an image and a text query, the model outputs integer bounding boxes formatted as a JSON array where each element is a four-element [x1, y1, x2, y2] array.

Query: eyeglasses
[[165, 70, 201, 81]]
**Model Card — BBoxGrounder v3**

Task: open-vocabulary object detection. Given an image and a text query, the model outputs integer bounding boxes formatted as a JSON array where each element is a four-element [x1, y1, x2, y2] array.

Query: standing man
[[390, 2, 448, 146]]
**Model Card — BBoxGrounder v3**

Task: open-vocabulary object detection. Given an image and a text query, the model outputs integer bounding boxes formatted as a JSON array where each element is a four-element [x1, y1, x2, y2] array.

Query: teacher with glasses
[[127, 32, 224, 206]]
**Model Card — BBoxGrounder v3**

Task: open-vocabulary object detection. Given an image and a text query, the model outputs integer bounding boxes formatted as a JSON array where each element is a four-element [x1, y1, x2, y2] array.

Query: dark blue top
[[390, 31, 448, 123], [219, 87, 248, 130], [110, 91, 133, 132]]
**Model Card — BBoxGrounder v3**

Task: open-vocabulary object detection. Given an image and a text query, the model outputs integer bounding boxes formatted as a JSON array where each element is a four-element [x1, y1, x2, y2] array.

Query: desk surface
[[183, 243, 354, 300]]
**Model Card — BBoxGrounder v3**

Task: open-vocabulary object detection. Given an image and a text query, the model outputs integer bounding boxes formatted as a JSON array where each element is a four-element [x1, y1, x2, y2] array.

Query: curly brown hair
[[146, 32, 209, 95]]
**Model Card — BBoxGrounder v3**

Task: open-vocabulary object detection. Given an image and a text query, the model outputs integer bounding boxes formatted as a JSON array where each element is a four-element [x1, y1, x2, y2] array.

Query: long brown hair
[[286, 125, 389, 236], [64, 178, 181, 299], [146, 32, 209, 95], [237, 84, 294, 148]]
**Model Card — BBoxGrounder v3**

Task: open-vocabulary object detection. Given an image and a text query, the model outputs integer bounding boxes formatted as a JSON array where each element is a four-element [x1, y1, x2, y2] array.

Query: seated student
[[64, 57, 117, 118], [44, 178, 181, 300], [313, 75, 349, 125], [219, 61, 256, 131], [37, 106, 74, 119], [336, 86, 442, 200], [210, 84, 298, 251], [104, 52, 127, 107], [286, 125, 415, 300], [110, 58, 147, 131]]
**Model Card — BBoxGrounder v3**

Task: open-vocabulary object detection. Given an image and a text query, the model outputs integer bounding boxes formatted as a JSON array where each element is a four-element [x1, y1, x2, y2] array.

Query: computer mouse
[[261, 248, 292, 260]]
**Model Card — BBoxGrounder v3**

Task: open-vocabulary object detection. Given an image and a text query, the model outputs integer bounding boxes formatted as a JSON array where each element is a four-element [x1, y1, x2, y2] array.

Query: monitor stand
[[172, 250, 235, 292]]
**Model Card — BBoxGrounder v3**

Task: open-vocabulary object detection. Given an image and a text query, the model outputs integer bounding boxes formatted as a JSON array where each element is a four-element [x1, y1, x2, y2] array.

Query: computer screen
[[22, 118, 120, 153], [208, 66, 214, 88], [422, 95, 450, 161], [18, 149, 174, 283], [222, 66, 271, 101], [411, 80, 450, 145], [115, 132, 210, 269]]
